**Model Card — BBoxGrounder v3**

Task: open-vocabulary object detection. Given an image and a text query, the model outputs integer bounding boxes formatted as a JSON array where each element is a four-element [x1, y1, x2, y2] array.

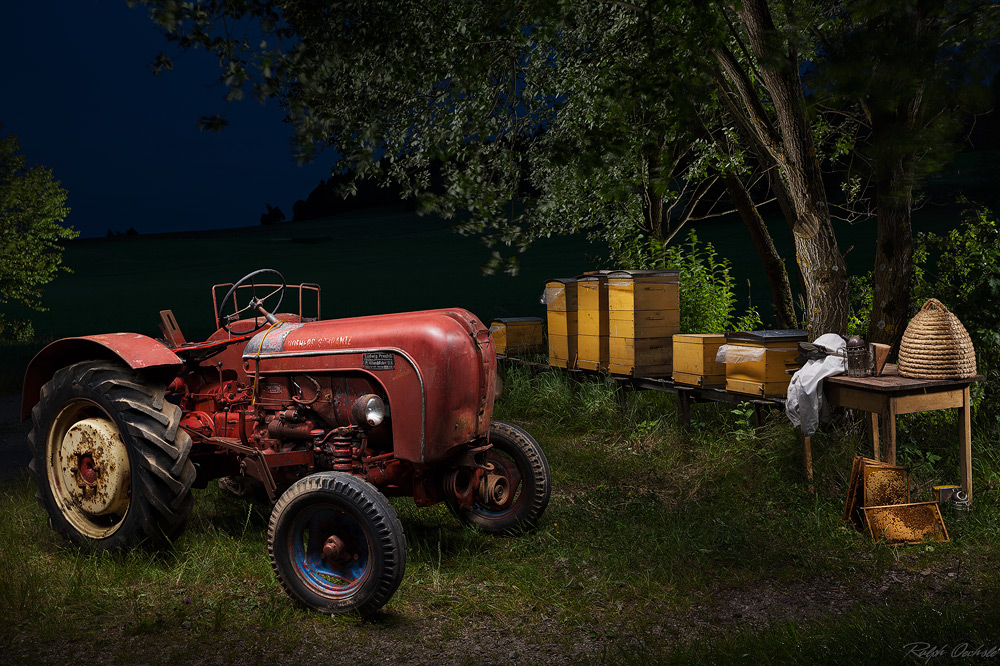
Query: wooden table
[[810, 364, 982, 501]]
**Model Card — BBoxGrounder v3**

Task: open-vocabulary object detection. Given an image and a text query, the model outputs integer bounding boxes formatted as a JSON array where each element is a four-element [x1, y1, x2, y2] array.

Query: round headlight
[[351, 394, 386, 427]]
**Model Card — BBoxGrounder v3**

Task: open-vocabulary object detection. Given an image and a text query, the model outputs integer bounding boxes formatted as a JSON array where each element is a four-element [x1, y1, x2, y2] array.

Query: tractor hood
[[242, 308, 497, 463]]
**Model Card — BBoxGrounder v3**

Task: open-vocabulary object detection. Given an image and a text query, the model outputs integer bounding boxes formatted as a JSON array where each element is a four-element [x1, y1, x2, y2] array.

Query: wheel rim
[[287, 502, 372, 600], [471, 447, 524, 519], [46, 399, 132, 539]]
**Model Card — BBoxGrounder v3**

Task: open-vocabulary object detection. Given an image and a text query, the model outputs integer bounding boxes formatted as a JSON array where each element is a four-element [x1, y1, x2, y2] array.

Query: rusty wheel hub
[[48, 410, 132, 538], [322, 534, 355, 564], [478, 472, 511, 507]]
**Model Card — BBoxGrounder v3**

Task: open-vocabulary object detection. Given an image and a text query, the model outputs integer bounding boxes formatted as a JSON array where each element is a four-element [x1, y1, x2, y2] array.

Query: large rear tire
[[450, 420, 551, 535], [28, 360, 195, 549], [268, 472, 406, 616]]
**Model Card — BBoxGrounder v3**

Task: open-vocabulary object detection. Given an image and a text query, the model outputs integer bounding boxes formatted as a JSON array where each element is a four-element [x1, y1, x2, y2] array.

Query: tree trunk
[[722, 175, 797, 328], [867, 160, 915, 354], [731, 0, 848, 338]]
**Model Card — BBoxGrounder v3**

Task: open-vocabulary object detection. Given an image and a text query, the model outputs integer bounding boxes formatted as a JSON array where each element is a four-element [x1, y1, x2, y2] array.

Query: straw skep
[[898, 298, 977, 379]]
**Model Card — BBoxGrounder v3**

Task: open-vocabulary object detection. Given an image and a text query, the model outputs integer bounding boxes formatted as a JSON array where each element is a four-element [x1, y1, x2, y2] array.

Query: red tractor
[[21, 269, 550, 616]]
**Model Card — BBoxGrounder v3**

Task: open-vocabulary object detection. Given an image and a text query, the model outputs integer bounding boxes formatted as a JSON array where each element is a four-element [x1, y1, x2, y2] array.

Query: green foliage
[[851, 203, 1000, 429], [0, 127, 77, 342], [616, 231, 762, 334], [847, 272, 873, 338], [913, 204, 1000, 424]]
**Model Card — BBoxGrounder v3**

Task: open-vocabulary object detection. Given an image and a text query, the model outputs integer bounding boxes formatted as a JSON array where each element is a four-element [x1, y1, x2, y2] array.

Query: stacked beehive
[[576, 273, 610, 371], [544, 278, 579, 369], [607, 270, 680, 377]]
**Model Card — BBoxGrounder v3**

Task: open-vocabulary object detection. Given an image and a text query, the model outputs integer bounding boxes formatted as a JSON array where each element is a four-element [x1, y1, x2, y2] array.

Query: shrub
[[614, 231, 762, 333]]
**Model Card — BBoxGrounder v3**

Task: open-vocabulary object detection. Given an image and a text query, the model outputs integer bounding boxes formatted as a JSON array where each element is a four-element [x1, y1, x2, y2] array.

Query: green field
[[0, 202, 971, 393]]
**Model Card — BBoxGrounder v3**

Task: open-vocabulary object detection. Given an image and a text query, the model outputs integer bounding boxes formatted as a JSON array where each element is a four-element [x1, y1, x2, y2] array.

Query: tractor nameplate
[[363, 352, 395, 371]]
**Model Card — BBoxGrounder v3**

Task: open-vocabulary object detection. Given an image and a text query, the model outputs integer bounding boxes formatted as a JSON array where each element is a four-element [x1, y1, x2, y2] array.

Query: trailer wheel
[[450, 420, 551, 535], [268, 472, 406, 616], [28, 361, 195, 549]]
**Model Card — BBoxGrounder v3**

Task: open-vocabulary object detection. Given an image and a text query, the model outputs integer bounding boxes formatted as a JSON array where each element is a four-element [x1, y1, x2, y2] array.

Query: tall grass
[[2, 366, 999, 663]]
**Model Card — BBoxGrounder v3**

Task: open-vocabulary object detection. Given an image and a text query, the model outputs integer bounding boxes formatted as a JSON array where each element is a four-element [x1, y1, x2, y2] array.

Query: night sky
[[0, 1, 331, 238]]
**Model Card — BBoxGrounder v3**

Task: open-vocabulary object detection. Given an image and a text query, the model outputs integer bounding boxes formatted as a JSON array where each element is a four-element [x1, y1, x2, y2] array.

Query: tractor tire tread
[[28, 360, 195, 549], [268, 473, 406, 616]]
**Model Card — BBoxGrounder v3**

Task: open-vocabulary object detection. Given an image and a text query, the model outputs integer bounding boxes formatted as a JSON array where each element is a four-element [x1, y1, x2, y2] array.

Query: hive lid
[[606, 269, 680, 283], [725, 329, 808, 343]]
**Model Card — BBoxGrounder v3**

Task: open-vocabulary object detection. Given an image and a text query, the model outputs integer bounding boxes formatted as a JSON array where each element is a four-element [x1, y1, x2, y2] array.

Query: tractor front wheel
[[28, 361, 196, 549], [268, 472, 406, 616], [450, 420, 551, 535]]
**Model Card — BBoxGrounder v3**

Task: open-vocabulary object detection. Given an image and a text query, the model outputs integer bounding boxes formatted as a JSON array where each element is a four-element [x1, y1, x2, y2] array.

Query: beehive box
[[490, 317, 544, 356], [723, 330, 807, 397], [607, 270, 680, 377], [544, 278, 579, 369], [576, 273, 610, 371], [673, 333, 727, 387]]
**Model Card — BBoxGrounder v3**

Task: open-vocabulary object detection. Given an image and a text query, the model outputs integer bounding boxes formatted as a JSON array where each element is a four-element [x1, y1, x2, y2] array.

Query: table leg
[[885, 400, 898, 465], [960, 386, 973, 503], [869, 412, 881, 461]]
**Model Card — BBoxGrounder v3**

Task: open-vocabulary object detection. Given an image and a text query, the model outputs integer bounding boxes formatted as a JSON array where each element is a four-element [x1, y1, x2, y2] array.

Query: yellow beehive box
[[545, 278, 579, 368], [577, 335, 607, 371], [723, 330, 807, 397], [608, 310, 680, 338], [546, 310, 578, 337], [543, 278, 578, 312], [577, 271, 611, 311], [576, 273, 610, 371], [548, 334, 574, 368], [608, 337, 673, 377], [607, 270, 680, 313], [490, 317, 544, 356], [673, 333, 727, 387]]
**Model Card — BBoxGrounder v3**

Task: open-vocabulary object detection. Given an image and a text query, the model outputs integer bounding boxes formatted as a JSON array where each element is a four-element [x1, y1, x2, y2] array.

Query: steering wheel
[[217, 269, 287, 333]]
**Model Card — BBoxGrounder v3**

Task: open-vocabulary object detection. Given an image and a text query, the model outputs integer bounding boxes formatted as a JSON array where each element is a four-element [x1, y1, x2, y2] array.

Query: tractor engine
[[172, 371, 431, 500]]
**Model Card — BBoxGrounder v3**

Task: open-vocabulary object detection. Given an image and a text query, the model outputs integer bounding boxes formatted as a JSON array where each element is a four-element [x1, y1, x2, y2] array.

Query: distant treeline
[[262, 165, 420, 225]]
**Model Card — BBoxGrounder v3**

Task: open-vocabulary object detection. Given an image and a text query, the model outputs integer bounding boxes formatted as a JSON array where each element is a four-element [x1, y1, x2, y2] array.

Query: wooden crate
[[577, 274, 609, 371], [723, 330, 807, 397], [490, 317, 544, 355], [545, 278, 579, 368], [673, 333, 726, 387]]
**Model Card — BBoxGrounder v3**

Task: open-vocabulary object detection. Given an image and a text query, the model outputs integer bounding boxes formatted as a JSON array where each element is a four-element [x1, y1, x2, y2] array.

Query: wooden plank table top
[[824, 364, 981, 393], [822, 364, 982, 501]]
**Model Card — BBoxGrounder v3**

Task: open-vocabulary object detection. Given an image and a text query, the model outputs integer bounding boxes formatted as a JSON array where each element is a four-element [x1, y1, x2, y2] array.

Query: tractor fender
[[21, 333, 183, 421]]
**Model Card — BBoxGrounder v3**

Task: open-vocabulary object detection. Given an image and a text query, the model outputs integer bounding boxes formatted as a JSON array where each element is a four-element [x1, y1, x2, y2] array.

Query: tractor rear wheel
[[450, 420, 551, 535], [268, 472, 406, 616], [28, 360, 195, 549]]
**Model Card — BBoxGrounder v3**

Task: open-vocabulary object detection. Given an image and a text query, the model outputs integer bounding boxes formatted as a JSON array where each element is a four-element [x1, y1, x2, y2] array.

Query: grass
[[3, 366, 1000, 664]]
